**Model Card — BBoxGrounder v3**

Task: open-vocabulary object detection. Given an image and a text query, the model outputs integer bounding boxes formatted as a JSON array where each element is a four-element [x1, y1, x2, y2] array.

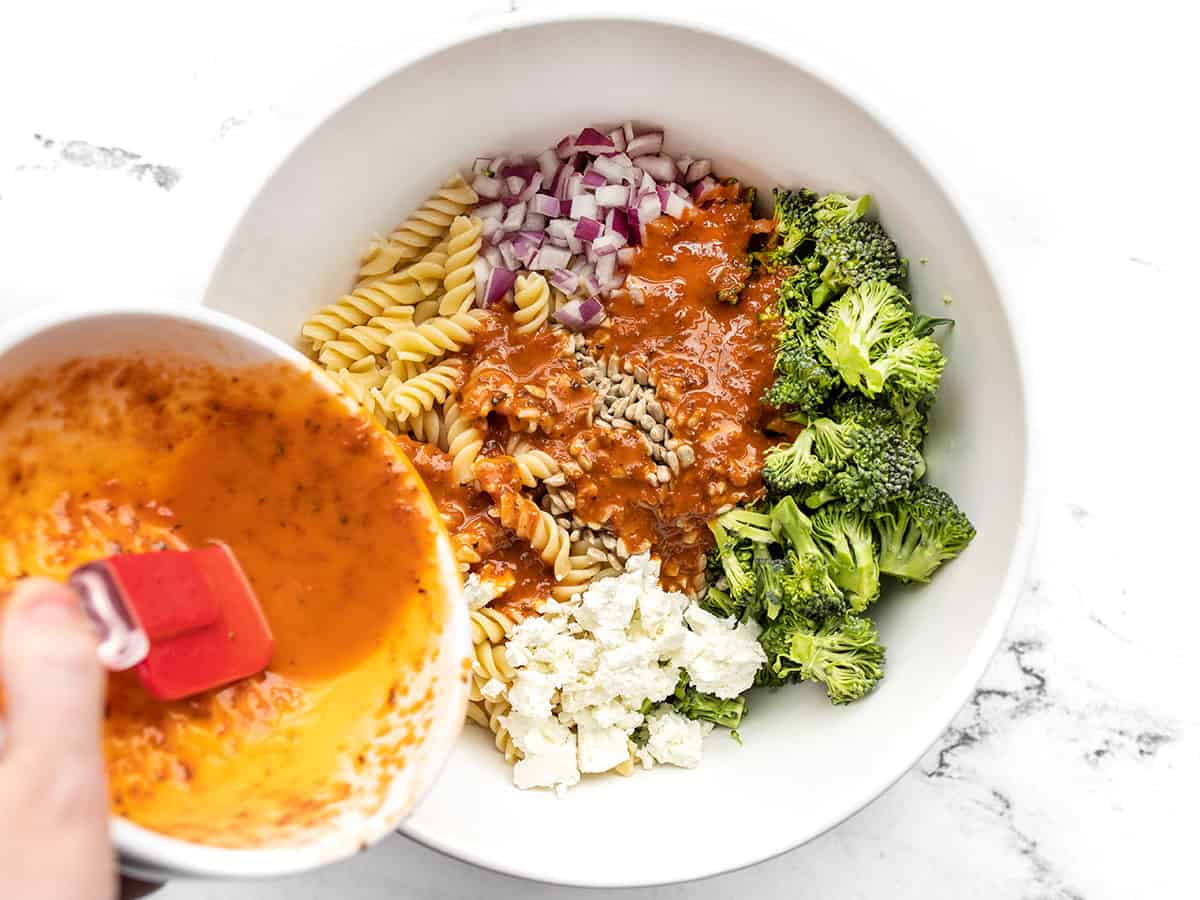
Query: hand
[[0, 578, 159, 900]]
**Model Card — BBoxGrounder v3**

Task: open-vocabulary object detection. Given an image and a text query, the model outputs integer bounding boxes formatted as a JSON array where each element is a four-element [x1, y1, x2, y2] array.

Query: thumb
[[2, 578, 106, 767]]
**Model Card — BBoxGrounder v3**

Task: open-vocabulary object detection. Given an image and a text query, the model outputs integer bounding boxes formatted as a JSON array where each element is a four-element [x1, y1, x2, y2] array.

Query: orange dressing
[[0, 356, 448, 845]]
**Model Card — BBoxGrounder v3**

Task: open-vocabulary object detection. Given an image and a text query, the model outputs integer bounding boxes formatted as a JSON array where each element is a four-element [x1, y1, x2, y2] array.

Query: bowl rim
[[0, 302, 474, 880], [193, 8, 1043, 888]]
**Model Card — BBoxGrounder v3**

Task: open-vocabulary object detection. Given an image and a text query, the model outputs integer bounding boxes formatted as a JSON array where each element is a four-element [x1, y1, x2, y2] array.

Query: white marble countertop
[[1, 2, 1194, 897]]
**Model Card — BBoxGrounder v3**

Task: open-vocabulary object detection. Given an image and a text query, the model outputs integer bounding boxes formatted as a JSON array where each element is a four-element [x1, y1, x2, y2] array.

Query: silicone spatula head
[[71, 544, 273, 700]]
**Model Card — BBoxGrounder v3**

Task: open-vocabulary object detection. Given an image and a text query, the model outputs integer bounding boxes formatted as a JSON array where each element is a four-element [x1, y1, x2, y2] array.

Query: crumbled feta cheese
[[480, 678, 506, 701], [640, 708, 711, 769], [574, 709, 632, 773], [678, 605, 767, 699], [505, 713, 580, 792], [500, 552, 759, 791], [463, 573, 499, 611]]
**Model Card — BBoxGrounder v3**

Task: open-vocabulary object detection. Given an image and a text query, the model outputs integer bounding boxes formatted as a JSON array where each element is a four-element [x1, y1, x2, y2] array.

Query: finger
[[1, 578, 105, 766]]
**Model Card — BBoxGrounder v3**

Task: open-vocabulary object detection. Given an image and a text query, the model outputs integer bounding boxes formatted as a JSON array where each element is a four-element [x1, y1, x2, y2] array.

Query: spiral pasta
[[485, 697, 520, 763], [513, 272, 551, 335], [470, 605, 524, 645], [374, 360, 464, 424], [386, 309, 490, 365], [510, 449, 560, 488], [551, 551, 609, 602], [465, 700, 491, 729], [491, 488, 571, 580], [357, 174, 478, 280], [438, 216, 483, 316], [316, 305, 415, 370], [472, 639, 516, 685], [327, 357, 388, 425], [389, 238, 450, 295], [442, 398, 484, 485]]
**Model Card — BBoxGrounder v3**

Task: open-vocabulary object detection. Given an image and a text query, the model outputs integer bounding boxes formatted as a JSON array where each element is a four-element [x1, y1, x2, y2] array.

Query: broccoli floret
[[812, 503, 881, 611], [717, 507, 776, 544], [812, 192, 872, 226], [888, 391, 934, 447], [781, 550, 846, 621], [701, 585, 741, 620], [707, 520, 756, 600], [762, 429, 829, 493], [752, 543, 788, 621], [911, 311, 954, 338], [758, 611, 885, 704], [814, 218, 906, 295], [875, 482, 976, 582], [763, 329, 838, 416], [820, 280, 946, 401], [806, 424, 924, 512], [761, 188, 820, 266], [830, 391, 900, 430], [672, 673, 747, 730], [808, 417, 861, 467]]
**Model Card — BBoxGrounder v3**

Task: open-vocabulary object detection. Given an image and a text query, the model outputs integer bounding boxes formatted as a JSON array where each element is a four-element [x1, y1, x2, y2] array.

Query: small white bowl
[[198, 11, 1038, 887], [0, 303, 472, 882]]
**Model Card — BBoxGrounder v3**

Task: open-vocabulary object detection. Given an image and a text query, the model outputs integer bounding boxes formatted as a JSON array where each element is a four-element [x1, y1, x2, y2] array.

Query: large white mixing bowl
[[199, 11, 1037, 887]]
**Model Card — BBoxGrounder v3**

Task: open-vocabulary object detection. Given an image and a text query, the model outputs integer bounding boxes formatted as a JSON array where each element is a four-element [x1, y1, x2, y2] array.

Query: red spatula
[[69, 543, 274, 700]]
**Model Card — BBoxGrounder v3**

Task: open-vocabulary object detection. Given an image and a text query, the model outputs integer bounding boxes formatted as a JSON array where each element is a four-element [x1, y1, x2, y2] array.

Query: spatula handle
[[69, 563, 150, 672]]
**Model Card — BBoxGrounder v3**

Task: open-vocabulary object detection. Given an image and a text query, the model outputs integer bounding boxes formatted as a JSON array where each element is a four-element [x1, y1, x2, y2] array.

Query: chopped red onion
[[607, 127, 627, 152], [483, 245, 503, 267], [595, 184, 630, 208], [489, 156, 508, 177], [637, 192, 663, 225], [607, 207, 629, 241], [591, 232, 624, 256], [584, 274, 602, 296], [591, 156, 625, 182], [473, 157, 494, 176], [625, 132, 664, 157], [502, 202, 526, 231], [616, 247, 637, 266], [626, 207, 642, 246], [574, 217, 602, 241], [475, 200, 504, 221], [550, 267, 580, 294], [555, 135, 574, 159], [638, 171, 658, 197], [574, 127, 615, 154], [513, 235, 539, 267], [547, 218, 574, 241], [498, 240, 518, 269], [481, 218, 503, 243], [504, 175, 526, 197], [554, 296, 606, 331], [472, 174, 502, 199], [566, 232, 583, 255], [473, 256, 492, 295], [484, 267, 517, 306], [684, 159, 712, 183], [608, 151, 634, 169], [532, 244, 572, 271], [581, 170, 607, 189], [691, 176, 718, 201], [566, 172, 585, 199], [522, 211, 547, 231], [570, 194, 598, 221], [596, 252, 617, 285], [518, 172, 543, 202], [570, 257, 593, 277], [517, 229, 545, 246], [530, 194, 561, 217], [664, 190, 689, 219], [622, 121, 636, 144]]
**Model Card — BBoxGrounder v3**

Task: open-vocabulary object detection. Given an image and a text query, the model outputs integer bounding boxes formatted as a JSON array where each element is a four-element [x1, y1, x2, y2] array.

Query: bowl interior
[[200, 16, 1030, 887], [0, 307, 471, 880]]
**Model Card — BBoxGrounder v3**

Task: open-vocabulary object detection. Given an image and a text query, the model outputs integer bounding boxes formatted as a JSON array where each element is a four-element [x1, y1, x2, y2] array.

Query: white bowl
[[199, 12, 1037, 887], [0, 304, 472, 882]]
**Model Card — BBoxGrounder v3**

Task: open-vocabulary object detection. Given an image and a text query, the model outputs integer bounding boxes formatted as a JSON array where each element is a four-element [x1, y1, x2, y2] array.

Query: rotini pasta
[[438, 216, 483, 316], [316, 305, 415, 370], [472, 639, 515, 685], [386, 309, 490, 365], [374, 359, 464, 424], [513, 272, 551, 335], [510, 449, 560, 488], [550, 551, 609, 602], [439, 398, 483, 485], [470, 605, 524, 645], [485, 697, 520, 764], [465, 699, 491, 729], [357, 174, 478, 280], [327, 357, 388, 425], [490, 488, 571, 581]]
